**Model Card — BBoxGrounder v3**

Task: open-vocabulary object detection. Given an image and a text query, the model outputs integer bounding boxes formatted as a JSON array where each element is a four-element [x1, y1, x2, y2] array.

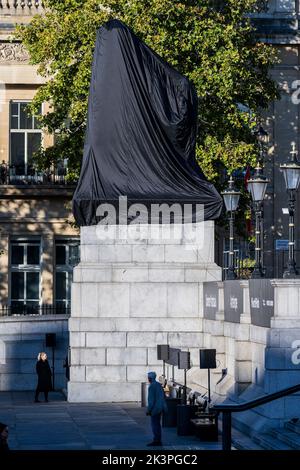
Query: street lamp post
[[280, 143, 300, 278], [247, 164, 269, 278], [222, 177, 241, 280]]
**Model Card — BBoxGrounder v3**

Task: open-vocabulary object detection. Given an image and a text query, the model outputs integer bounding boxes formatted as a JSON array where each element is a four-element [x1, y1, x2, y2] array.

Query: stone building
[[0, 1, 79, 313]]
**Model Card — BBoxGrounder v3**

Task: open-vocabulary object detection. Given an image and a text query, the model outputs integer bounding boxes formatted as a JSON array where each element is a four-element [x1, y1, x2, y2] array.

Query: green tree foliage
[[16, 0, 279, 188]]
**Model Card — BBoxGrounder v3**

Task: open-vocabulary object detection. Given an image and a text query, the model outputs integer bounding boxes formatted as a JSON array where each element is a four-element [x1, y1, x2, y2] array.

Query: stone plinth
[[68, 222, 221, 402]]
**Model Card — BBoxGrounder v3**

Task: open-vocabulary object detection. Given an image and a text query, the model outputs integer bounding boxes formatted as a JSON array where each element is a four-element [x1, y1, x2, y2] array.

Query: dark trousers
[[35, 388, 48, 401], [151, 413, 162, 443]]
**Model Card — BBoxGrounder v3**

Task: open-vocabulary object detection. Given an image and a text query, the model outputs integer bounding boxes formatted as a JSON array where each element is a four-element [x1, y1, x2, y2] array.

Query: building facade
[[0, 1, 79, 313], [1, 0, 300, 309]]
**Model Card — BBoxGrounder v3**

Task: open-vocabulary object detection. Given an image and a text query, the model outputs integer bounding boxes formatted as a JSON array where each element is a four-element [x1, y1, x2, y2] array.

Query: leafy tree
[[16, 0, 279, 193]]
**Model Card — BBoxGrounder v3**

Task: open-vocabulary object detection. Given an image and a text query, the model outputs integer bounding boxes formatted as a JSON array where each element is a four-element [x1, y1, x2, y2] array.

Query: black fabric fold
[[73, 19, 222, 226]]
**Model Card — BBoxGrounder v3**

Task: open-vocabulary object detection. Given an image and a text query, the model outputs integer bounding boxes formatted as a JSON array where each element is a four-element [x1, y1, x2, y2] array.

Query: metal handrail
[[211, 383, 300, 450]]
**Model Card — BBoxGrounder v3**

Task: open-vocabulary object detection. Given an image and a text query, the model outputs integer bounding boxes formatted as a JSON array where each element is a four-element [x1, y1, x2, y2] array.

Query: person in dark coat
[[0, 422, 9, 452], [146, 371, 167, 446], [34, 352, 52, 403]]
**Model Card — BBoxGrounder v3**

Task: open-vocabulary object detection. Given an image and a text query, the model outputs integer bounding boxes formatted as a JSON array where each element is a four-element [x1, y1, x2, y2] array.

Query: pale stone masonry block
[[165, 245, 198, 263], [81, 245, 100, 262], [77, 267, 112, 283], [132, 245, 164, 262], [127, 366, 151, 382], [80, 284, 98, 317], [77, 348, 106, 366], [70, 365, 86, 382], [130, 284, 167, 317], [99, 245, 132, 262], [68, 318, 80, 332], [99, 284, 130, 317], [107, 348, 147, 365], [210, 335, 225, 353], [235, 361, 252, 383], [86, 366, 126, 382], [71, 283, 82, 317], [127, 332, 168, 347], [167, 284, 198, 317], [86, 332, 127, 348], [78, 317, 202, 333], [112, 267, 149, 282], [147, 348, 161, 366], [148, 267, 184, 283], [81, 226, 98, 244], [69, 332, 86, 348], [189, 348, 200, 367], [168, 332, 203, 348]]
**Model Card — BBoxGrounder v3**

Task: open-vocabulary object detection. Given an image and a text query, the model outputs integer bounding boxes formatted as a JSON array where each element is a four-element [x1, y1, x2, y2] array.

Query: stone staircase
[[233, 420, 300, 450]]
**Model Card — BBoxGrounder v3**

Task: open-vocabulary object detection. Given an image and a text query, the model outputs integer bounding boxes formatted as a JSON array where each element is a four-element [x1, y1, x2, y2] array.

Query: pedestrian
[[146, 371, 168, 447], [0, 422, 9, 452], [34, 352, 52, 403]]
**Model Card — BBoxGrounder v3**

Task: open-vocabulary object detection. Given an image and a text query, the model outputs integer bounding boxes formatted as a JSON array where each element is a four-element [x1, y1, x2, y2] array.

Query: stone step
[[285, 420, 300, 435], [270, 429, 300, 449], [253, 432, 293, 450], [232, 436, 264, 450]]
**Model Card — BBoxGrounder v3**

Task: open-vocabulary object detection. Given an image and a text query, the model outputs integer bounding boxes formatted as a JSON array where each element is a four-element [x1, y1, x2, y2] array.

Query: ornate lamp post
[[280, 143, 300, 278], [222, 177, 241, 280], [247, 164, 269, 278]]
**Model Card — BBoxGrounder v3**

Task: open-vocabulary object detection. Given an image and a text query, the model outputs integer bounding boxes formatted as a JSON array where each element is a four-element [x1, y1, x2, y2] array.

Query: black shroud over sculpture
[[72, 19, 222, 226]]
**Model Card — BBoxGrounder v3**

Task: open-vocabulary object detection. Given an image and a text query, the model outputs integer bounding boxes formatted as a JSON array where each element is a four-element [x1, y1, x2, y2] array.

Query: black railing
[[212, 383, 300, 450], [0, 164, 77, 186], [0, 304, 71, 316]]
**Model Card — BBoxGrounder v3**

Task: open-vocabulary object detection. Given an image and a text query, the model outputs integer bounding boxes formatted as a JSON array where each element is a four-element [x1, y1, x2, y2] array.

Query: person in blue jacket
[[146, 371, 167, 446]]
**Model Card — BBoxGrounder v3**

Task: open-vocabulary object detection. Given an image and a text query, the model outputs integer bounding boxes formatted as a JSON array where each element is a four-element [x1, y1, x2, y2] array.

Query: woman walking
[[34, 352, 52, 403]]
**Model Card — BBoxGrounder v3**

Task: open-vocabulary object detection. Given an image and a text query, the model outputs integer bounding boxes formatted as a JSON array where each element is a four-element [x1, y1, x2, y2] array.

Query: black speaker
[[157, 344, 169, 361], [178, 351, 191, 370], [167, 347, 181, 366], [199, 349, 216, 369], [45, 333, 56, 348]]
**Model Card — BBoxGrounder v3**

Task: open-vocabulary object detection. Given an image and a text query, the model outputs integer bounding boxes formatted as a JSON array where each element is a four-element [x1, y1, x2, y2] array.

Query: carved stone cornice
[[0, 42, 30, 63]]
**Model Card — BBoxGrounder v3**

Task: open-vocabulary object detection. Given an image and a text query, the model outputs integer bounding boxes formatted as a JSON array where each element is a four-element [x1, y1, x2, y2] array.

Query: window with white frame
[[10, 239, 41, 310], [10, 101, 42, 175], [55, 239, 80, 311]]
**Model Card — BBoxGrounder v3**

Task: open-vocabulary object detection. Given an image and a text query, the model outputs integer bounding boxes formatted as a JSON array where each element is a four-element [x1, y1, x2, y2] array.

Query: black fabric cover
[[72, 19, 222, 226]]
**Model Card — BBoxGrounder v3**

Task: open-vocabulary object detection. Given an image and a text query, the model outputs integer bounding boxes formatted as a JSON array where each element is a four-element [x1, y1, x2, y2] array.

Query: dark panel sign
[[224, 280, 243, 323], [178, 351, 191, 370], [203, 282, 219, 320], [167, 348, 181, 367], [249, 279, 274, 328]]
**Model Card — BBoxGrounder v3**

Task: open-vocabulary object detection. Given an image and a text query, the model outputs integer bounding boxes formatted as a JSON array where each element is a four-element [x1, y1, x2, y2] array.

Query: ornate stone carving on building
[[0, 42, 30, 63]]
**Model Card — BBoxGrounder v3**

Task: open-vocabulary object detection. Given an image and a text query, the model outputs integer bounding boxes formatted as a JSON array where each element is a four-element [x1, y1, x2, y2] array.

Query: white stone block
[[189, 348, 200, 367], [147, 348, 161, 366], [127, 332, 168, 347], [130, 284, 167, 317], [203, 318, 224, 336], [279, 328, 300, 347], [80, 283, 99, 317], [165, 245, 198, 263], [99, 245, 132, 262], [69, 332, 86, 348], [70, 365, 86, 382], [79, 317, 202, 333], [77, 267, 112, 283], [148, 268, 184, 283], [236, 341, 252, 361], [127, 366, 150, 382], [210, 335, 225, 353], [107, 348, 147, 365], [86, 366, 126, 382], [112, 267, 148, 282], [68, 318, 80, 332], [250, 325, 269, 344], [168, 332, 203, 348], [86, 332, 127, 348], [147, 224, 183, 245], [81, 226, 98, 245], [68, 382, 140, 402], [167, 284, 199, 317], [132, 245, 164, 262], [71, 284, 81, 318], [0, 321, 22, 335], [72, 348, 106, 366], [99, 284, 130, 317], [235, 361, 252, 383]]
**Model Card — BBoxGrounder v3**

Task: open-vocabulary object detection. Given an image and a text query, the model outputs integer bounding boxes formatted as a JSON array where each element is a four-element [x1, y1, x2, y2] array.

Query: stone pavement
[[0, 391, 224, 450]]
